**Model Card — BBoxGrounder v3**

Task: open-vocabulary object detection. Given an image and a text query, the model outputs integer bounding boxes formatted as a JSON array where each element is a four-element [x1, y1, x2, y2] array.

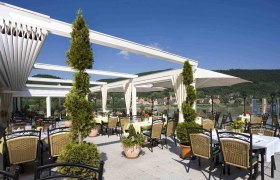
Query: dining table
[[212, 129, 280, 180]]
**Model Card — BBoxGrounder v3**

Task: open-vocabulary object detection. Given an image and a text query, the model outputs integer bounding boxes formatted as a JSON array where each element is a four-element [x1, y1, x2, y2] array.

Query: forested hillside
[[198, 69, 280, 99]]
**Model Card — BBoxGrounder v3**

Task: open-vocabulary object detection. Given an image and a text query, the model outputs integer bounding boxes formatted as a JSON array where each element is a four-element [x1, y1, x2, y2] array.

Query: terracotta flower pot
[[180, 143, 191, 159], [64, 120, 72, 127], [89, 128, 98, 137], [123, 145, 141, 159]]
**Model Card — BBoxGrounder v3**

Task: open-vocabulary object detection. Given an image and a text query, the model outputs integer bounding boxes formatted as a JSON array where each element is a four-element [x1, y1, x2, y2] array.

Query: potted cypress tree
[[176, 61, 200, 159], [58, 9, 100, 177], [89, 113, 99, 137]]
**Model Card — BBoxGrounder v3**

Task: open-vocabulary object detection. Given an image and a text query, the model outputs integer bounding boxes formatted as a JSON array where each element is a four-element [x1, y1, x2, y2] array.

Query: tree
[[181, 61, 197, 122], [64, 9, 93, 143]]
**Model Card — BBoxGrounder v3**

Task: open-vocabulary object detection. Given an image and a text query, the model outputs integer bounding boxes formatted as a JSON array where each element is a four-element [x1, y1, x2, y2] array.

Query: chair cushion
[[143, 131, 151, 137], [211, 146, 220, 156], [252, 155, 259, 165]]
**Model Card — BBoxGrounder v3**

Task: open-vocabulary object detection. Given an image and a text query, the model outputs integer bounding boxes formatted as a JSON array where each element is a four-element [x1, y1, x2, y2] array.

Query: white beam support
[[33, 63, 138, 78], [101, 86, 107, 113], [27, 77, 107, 85], [46, 96, 51, 117], [0, 3, 197, 65], [131, 84, 137, 116], [26, 84, 72, 89]]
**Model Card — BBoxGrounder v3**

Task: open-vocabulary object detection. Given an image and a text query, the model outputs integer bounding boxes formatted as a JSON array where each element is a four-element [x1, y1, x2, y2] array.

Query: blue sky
[[4, 0, 280, 80]]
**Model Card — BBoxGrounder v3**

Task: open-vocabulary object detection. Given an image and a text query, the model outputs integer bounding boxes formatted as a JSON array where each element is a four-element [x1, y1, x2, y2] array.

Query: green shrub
[[121, 125, 144, 148], [176, 121, 201, 145], [182, 102, 197, 122], [58, 142, 100, 178]]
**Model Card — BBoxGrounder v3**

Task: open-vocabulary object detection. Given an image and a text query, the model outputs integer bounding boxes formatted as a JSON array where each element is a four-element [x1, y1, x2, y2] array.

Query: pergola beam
[[27, 77, 107, 85], [33, 63, 138, 78], [0, 2, 197, 65]]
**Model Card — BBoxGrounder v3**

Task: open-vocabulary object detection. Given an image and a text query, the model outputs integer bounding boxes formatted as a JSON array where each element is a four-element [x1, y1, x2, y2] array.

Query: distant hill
[[31, 69, 280, 99], [198, 69, 280, 99], [97, 69, 172, 83]]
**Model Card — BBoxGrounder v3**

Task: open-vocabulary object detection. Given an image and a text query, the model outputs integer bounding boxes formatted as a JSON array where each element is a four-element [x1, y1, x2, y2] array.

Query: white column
[[46, 96, 51, 117], [101, 86, 108, 112], [17, 97, 21, 111], [131, 84, 137, 116], [123, 81, 132, 115]]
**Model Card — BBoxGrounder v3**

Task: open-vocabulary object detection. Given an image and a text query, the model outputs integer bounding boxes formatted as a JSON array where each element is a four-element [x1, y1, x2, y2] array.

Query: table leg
[[260, 150, 264, 180], [271, 155, 275, 178]]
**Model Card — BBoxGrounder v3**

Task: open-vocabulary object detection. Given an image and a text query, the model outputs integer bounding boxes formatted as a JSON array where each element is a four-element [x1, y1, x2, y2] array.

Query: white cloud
[[117, 50, 130, 59], [148, 42, 163, 51]]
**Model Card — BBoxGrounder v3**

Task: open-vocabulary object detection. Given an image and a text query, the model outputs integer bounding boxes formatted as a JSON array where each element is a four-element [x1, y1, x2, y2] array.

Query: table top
[[212, 130, 280, 162]]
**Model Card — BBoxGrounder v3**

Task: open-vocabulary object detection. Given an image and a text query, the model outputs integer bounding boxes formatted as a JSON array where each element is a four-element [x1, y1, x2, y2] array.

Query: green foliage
[[181, 61, 197, 123], [182, 102, 197, 122], [186, 85, 196, 106], [121, 125, 144, 148], [73, 71, 90, 96], [64, 9, 94, 143], [176, 121, 201, 145], [58, 142, 100, 178], [182, 61, 193, 86], [66, 9, 93, 70]]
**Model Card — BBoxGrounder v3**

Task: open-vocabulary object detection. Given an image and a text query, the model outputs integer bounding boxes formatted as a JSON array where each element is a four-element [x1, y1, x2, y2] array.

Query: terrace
[[0, 2, 280, 180]]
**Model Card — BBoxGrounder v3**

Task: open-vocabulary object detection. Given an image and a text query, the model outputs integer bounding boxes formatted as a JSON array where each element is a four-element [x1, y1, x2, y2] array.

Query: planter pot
[[64, 120, 72, 127], [123, 145, 141, 159], [180, 143, 191, 159], [89, 128, 98, 137]]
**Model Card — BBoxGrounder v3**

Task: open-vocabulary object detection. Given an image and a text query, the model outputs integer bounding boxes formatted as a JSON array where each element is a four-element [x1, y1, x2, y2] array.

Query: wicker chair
[[119, 117, 130, 137], [161, 119, 177, 147], [216, 130, 260, 179], [103, 116, 119, 137], [132, 115, 142, 122], [3, 130, 42, 172], [47, 127, 71, 162], [43, 118, 56, 131], [187, 127, 220, 179], [271, 115, 279, 127], [0, 167, 20, 180], [34, 161, 104, 180], [143, 120, 164, 152], [250, 116, 262, 124], [249, 123, 277, 137], [219, 114, 228, 128], [202, 119, 215, 131], [214, 112, 221, 128], [262, 113, 269, 125]]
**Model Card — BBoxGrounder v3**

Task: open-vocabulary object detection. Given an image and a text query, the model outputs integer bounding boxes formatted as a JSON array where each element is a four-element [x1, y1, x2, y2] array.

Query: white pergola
[[0, 2, 249, 123]]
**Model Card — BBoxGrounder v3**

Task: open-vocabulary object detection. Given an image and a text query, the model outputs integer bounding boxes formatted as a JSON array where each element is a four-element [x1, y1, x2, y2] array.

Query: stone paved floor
[[5, 134, 280, 180]]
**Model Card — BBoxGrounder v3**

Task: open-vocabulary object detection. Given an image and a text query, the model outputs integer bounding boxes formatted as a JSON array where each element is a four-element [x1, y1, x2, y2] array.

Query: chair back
[[0, 167, 19, 180], [202, 119, 215, 131], [108, 117, 118, 128], [272, 115, 279, 127], [48, 127, 71, 157], [220, 115, 228, 128], [216, 130, 253, 169], [4, 130, 41, 165], [214, 112, 221, 127], [187, 128, 212, 159], [262, 113, 269, 125], [120, 117, 130, 133], [132, 116, 142, 122], [250, 116, 262, 124], [249, 123, 277, 137], [34, 161, 104, 180], [151, 120, 163, 139], [166, 119, 177, 137]]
